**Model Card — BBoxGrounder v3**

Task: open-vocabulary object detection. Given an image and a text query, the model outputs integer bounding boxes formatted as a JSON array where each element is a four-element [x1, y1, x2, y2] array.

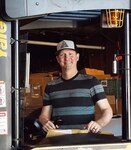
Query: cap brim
[[55, 49, 78, 55]]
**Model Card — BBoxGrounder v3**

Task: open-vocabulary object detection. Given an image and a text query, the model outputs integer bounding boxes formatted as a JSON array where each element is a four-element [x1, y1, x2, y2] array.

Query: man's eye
[[59, 53, 64, 57], [69, 53, 73, 56]]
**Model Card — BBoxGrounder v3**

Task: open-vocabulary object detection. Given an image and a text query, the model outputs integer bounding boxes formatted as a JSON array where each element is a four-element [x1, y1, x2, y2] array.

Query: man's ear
[[77, 53, 80, 61]]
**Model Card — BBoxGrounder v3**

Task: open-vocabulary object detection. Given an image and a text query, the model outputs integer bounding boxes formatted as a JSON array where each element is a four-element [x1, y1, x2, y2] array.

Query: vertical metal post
[[12, 19, 20, 148], [122, 11, 131, 140]]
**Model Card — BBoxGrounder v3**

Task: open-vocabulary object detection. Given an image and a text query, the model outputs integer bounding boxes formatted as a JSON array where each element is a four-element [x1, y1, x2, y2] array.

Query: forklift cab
[[0, 0, 131, 149]]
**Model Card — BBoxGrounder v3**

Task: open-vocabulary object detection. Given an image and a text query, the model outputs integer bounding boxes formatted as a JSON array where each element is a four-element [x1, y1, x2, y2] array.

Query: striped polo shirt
[[43, 72, 106, 129]]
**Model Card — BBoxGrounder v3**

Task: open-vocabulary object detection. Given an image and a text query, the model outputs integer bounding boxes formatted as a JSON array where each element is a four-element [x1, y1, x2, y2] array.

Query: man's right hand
[[43, 120, 58, 132]]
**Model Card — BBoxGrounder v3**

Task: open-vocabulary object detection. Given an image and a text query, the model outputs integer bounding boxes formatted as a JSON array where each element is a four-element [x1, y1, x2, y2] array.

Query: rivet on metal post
[[36, 2, 39, 6]]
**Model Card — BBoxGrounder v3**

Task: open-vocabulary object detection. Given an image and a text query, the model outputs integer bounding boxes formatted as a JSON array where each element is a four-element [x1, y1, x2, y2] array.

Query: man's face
[[56, 49, 79, 70]]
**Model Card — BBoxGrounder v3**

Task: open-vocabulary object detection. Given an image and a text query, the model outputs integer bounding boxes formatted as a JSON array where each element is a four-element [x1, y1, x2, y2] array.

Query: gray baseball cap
[[56, 40, 78, 55]]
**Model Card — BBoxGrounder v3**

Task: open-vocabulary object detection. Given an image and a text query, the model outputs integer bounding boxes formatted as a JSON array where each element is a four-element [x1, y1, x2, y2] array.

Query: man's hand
[[43, 120, 59, 132], [84, 121, 102, 133]]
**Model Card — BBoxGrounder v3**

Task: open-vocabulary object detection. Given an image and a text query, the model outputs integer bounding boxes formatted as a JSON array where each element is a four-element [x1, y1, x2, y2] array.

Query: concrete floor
[[101, 116, 122, 137]]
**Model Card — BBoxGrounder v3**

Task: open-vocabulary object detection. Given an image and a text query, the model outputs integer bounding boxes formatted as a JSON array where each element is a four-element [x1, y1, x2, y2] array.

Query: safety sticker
[[0, 81, 6, 107], [0, 111, 8, 134]]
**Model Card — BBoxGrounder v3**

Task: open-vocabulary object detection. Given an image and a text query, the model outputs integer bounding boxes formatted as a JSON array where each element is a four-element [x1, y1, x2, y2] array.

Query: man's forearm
[[39, 115, 50, 126], [96, 108, 113, 128]]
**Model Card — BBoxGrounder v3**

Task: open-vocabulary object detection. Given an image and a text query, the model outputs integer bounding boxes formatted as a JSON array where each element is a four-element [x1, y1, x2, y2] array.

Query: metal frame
[[1, 0, 131, 19]]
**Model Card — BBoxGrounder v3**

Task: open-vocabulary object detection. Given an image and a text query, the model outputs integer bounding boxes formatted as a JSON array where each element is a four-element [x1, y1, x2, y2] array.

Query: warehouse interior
[[18, 10, 124, 144]]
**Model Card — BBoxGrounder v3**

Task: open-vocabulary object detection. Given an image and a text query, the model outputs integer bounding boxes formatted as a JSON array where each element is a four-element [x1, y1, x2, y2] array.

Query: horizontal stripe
[[52, 114, 94, 125], [44, 92, 50, 100], [92, 92, 106, 103], [47, 80, 91, 92], [90, 85, 104, 96], [74, 74, 93, 80], [53, 106, 94, 116], [52, 97, 94, 108], [48, 74, 93, 85], [50, 89, 91, 99]]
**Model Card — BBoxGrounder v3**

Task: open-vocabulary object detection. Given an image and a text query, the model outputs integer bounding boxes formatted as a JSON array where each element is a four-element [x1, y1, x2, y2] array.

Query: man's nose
[[64, 54, 69, 59]]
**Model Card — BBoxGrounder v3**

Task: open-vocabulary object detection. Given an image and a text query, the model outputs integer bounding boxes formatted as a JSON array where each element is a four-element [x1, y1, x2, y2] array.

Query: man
[[39, 40, 113, 133]]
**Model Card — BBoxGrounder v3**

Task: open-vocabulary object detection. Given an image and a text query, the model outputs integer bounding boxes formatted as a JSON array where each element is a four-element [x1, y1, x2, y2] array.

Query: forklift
[[0, 0, 131, 149]]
